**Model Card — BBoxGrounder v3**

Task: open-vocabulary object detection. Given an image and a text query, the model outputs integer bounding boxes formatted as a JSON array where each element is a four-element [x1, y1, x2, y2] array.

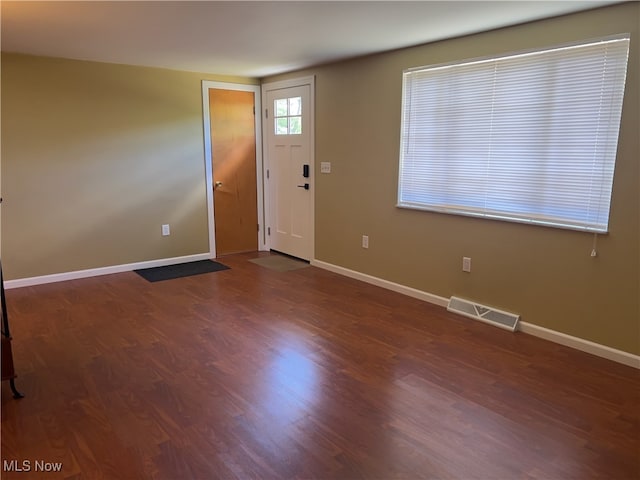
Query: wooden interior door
[[209, 89, 258, 256]]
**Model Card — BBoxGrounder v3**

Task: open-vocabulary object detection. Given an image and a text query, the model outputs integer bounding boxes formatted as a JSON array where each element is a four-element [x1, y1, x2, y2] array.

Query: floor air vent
[[447, 296, 519, 332]]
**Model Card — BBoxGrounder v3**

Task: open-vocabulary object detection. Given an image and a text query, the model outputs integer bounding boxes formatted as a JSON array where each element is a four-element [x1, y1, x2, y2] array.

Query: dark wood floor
[[1, 252, 639, 479]]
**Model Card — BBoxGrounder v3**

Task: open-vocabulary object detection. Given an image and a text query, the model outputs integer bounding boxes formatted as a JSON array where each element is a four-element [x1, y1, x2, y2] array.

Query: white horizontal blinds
[[398, 36, 630, 232]]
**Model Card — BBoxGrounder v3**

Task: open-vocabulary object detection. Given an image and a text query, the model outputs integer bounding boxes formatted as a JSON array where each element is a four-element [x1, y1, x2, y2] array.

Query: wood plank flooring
[[1, 252, 639, 479]]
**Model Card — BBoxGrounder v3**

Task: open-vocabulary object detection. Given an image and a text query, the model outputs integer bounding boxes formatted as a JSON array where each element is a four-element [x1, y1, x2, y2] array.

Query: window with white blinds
[[397, 35, 630, 233]]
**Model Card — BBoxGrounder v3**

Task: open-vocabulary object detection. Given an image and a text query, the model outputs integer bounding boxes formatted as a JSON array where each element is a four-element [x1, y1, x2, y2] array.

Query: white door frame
[[201, 80, 265, 257], [261, 75, 315, 258]]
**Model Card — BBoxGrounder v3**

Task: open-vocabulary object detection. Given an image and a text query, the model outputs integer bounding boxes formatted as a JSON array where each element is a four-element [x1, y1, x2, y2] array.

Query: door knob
[[297, 183, 310, 190], [215, 181, 223, 189]]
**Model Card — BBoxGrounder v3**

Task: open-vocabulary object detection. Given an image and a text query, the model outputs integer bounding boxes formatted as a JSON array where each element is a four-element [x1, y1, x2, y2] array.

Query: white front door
[[264, 79, 314, 261]]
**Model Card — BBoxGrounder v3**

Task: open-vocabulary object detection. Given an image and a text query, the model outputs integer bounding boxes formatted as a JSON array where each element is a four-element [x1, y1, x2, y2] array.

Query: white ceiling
[[1, 1, 619, 78]]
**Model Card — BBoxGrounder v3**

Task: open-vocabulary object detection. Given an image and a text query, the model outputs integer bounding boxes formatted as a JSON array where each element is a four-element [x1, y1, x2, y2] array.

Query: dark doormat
[[134, 260, 229, 282]]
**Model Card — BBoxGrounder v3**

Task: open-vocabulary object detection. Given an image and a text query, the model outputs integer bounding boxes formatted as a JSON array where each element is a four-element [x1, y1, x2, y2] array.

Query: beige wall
[[264, 3, 640, 355], [1, 54, 257, 279]]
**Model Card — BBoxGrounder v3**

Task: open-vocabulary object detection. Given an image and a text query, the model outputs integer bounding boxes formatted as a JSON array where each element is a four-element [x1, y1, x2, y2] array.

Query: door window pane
[[275, 99, 288, 117], [276, 117, 288, 135], [289, 116, 302, 134], [274, 96, 302, 135], [289, 97, 302, 116]]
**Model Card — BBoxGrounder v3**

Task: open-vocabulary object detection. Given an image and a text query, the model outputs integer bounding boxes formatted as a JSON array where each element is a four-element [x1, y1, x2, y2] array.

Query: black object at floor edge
[[134, 260, 229, 282]]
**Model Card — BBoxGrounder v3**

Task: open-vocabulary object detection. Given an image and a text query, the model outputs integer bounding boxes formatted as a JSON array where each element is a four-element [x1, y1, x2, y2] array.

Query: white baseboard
[[518, 322, 640, 369], [310, 259, 450, 307], [5, 253, 212, 289], [311, 258, 640, 369]]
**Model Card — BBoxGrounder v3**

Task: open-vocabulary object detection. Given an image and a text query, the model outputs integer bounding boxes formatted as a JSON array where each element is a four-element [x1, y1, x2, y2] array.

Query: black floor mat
[[134, 260, 229, 282]]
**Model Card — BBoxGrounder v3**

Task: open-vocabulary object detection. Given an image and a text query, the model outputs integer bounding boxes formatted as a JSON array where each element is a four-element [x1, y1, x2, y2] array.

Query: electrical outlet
[[162, 224, 170, 236], [362, 235, 369, 249], [462, 256, 471, 272]]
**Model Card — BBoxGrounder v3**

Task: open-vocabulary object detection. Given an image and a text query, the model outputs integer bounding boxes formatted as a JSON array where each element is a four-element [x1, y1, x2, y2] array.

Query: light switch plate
[[320, 162, 331, 174]]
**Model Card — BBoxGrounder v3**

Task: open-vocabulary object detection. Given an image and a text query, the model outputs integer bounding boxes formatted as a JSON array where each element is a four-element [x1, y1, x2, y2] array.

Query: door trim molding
[[201, 81, 264, 257], [261, 75, 316, 258]]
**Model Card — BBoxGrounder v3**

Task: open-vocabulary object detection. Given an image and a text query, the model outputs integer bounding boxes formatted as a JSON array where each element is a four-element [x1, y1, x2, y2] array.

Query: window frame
[[396, 34, 630, 233], [273, 96, 303, 136]]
